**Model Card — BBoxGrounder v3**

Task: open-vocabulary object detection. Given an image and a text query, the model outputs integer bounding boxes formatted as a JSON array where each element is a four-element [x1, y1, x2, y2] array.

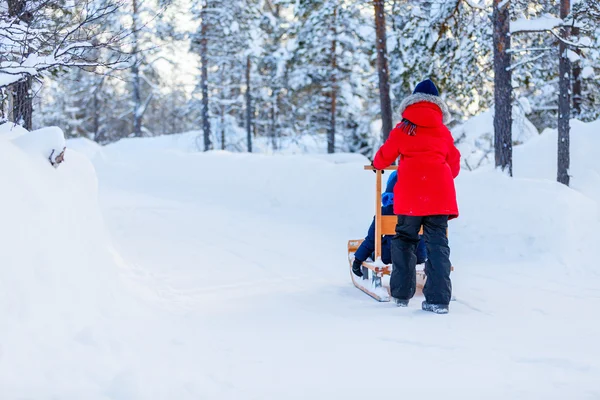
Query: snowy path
[[93, 148, 600, 399]]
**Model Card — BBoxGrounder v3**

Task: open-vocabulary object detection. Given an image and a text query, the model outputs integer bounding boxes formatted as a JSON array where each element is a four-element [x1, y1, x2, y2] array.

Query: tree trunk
[[131, 0, 143, 137], [10, 77, 32, 130], [328, 6, 337, 154], [218, 64, 225, 150], [8, 0, 32, 130], [557, 0, 571, 186], [246, 56, 253, 153], [92, 78, 106, 143], [493, 0, 512, 176], [572, 63, 581, 117], [270, 99, 277, 151], [200, 5, 212, 151], [92, 87, 100, 139], [373, 0, 393, 143], [571, 26, 582, 117], [220, 106, 225, 150], [1, 88, 6, 121], [271, 3, 281, 151]]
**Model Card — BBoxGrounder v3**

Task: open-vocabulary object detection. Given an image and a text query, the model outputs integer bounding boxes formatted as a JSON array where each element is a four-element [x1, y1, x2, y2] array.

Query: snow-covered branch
[[511, 15, 563, 34], [0, 0, 131, 88], [464, 0, 488, 11], [507, 53, 546, 71]]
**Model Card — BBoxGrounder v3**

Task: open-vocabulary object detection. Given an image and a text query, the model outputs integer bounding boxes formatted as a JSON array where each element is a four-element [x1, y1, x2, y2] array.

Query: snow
[[518, 96, 532, 114], [452, 107, 538, 170], [0, 72, 22, 87], [67, 136, 106, 160], [0, 129, 135, 397], [511, 14, 563, 33], [107, 129, 364, 156], [0, 121, 30, 140], [567, 49, 581, 63], [514, 119, 600, 206], [582, 66, 595, 79], [3, 116, 600, 398], [11, 126, 66, 165]]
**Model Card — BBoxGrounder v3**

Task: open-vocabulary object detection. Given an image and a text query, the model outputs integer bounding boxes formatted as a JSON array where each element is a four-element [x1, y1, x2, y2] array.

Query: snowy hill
[[1, 119, 599, 399]]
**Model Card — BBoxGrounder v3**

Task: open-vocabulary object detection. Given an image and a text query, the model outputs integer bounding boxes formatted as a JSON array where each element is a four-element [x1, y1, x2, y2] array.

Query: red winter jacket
[[373, 97, 461, 219]]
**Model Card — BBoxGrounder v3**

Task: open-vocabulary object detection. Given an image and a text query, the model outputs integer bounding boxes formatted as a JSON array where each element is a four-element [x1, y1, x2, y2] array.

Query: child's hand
[[371, 161, 385, 174]]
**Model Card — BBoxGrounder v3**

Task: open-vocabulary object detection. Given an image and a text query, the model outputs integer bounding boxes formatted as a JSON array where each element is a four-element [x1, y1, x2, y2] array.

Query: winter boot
[[352, 259, 364, 277], [393, 298, 409, 307], [422, 301, 449, 314]]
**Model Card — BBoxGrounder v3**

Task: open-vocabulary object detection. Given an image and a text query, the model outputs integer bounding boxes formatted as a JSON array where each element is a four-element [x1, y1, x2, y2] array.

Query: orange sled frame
[[347, 165, 454, 302]]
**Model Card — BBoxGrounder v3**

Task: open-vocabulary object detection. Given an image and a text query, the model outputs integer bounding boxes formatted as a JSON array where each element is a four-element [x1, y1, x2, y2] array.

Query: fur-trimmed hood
[[398, 93, 451, 125]]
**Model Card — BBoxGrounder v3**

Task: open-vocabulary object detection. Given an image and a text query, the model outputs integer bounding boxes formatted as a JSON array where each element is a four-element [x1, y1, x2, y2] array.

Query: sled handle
[[375, 169, 384, 261], [363, 165, 397, 171], [364, 165, 396, 262]]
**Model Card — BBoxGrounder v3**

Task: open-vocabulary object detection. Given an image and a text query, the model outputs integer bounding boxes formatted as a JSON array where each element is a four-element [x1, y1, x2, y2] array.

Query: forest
[[1, 1, 599, 160]]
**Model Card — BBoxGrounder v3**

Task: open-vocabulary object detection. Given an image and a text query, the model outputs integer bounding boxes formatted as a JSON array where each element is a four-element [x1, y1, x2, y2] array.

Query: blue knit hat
[[413, 79, 439, 97]]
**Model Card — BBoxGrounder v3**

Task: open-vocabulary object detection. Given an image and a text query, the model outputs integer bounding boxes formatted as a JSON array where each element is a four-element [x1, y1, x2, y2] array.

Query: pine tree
[[388, 1, 493, 121], [255, 0, 294, 151], [290, 0, 375, 154], [190, 0, 262, 151], [1, 0, 127, 128]]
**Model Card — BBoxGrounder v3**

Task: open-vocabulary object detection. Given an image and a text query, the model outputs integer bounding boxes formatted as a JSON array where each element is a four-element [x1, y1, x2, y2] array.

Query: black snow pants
[[390, 215, 452, 305]]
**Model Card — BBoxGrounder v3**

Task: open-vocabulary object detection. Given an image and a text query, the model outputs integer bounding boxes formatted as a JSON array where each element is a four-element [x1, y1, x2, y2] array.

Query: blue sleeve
[[354, 217, 376, 263]]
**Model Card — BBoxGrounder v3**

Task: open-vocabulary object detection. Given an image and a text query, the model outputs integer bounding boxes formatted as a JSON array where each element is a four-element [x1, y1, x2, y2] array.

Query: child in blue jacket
[[352, 171, 427, 277]]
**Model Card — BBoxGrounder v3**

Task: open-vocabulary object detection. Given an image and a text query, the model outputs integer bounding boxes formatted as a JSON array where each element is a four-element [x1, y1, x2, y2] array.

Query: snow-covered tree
[[190, 0, 263, 151], [289, 0, 375, 154], [388, 0, 493, 122], [254, 0, 294, 151], [0, 0, 127, 128]]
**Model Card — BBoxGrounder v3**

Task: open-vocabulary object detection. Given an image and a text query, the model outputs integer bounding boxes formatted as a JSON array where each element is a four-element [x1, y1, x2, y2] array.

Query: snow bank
[[0, 125, 141, 398], [514, 118, 600, 205], [0, 121, 29, 140], [12, 126, 67, 165], [452, 106, 538, 170], [67, 136, 106, 160], [454, 170, 598, 270]]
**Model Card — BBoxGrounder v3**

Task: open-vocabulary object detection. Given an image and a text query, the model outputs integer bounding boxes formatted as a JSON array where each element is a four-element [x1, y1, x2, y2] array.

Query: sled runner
[[348, 166, 452, 302]]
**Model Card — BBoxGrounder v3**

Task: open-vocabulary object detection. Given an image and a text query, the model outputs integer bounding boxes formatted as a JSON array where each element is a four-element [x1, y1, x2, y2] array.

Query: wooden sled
[[348, 165, 452, 302], [347, 239, 429, 302]]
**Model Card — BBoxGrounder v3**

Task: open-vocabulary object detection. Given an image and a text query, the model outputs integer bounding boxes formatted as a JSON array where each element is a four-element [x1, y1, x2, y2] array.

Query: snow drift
[[452, 105, 538, 170], [514, 118, 600, 205], [0, 123, 138, 399]]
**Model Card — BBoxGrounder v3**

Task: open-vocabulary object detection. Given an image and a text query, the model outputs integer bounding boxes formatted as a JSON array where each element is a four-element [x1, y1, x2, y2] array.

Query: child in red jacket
[[372, 79, 460, 314]]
